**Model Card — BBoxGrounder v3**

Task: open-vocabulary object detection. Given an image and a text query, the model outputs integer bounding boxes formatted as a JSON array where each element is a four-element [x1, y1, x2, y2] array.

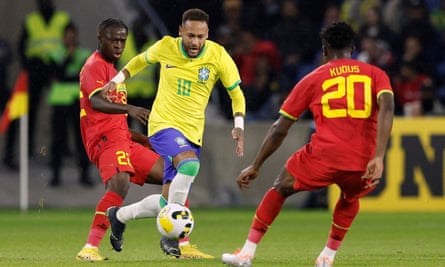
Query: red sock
[[86, 191, 123, 247], [247, 188, 285, 244], [327, 197, 359, 250]]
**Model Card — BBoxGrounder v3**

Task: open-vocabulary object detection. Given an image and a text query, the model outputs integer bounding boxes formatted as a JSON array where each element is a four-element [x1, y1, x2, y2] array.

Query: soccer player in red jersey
[[75, 18, 164, 262], [222, 21, 394, 267]]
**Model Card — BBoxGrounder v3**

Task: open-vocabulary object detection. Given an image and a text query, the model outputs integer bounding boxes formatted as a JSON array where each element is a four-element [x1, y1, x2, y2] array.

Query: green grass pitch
[[1, 208, 444, 266]]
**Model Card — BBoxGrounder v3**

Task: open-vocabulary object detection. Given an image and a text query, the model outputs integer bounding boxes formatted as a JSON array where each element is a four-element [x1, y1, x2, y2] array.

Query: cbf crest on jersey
[[198, 67, 210, 82], [175, 136, 188, 148]]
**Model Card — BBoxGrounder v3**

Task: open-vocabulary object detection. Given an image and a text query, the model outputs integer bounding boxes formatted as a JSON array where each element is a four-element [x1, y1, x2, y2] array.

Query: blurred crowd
[[2, 0, 445, 186], [201, 0, 445, 120]]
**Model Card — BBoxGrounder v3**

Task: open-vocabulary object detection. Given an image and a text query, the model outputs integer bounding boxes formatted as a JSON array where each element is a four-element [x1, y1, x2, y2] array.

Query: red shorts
[[89, 135, 160, 186], [286, 144, 374, 201]]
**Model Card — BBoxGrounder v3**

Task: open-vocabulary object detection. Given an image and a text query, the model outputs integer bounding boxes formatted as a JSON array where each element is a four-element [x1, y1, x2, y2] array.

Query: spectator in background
[[0, 36, 17, 170], [399, 0, 440, 64], [429, 0, 445, 32], [117, 12, 159, 134], [393, 60, 435, 116], [299, 0, 337, 29], [215, 24, 235, 51], [398, 34, 439, 110], [47, 23, 93, 187], [399, 35, 434, 76], [219, 0, 244, 51], [232, 30, 281, 121], [233, 30, 281, 88], [434, 27, 445, 105], [266, 0, 318, 90], [358, 6, 398, 51], [214, 0, 249, 121], [18, 0, 71, 157], [357, 35, 396, 74], [383, 0, 406, 34], [339, 0, 381, 31], [244, 55, 281, 121], [322, 2, 341, 27], [241, 0, 281, 37]]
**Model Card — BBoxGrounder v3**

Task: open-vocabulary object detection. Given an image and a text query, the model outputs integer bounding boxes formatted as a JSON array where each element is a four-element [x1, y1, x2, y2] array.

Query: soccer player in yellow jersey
[[103, 8, 246, 259]]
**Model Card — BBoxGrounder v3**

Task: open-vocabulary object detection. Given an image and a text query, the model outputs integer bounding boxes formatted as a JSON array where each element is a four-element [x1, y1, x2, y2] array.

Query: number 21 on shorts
[[116, 151, 133, 168]]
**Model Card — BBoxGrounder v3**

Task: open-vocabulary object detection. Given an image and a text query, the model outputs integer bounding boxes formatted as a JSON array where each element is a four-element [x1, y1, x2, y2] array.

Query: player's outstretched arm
[[227, 85, 246, 157], [232, 113, 244, 157], [90, 93, 149, 125], [252, 116, 293, 169], [237, 116, 293, 190], [362, 92, 394, 187]]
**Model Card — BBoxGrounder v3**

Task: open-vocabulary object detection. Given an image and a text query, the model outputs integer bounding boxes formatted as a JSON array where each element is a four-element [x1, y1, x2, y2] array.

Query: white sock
[[240, 240, 257, 257], [318, 246, 336, 261], [179, 240, 190, 246], [117, 194, 162, 223], [168, 173, 195, 205]]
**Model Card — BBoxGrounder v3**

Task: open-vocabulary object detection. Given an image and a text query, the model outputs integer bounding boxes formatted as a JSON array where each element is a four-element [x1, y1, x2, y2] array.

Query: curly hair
[[97, 18, 128, 35], [320, 22, 355, 50]]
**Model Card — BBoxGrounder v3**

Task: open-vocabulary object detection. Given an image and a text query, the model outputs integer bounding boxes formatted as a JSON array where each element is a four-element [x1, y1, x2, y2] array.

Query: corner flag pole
[[19, 113, 29, 212], [0, 71, 30, 211]]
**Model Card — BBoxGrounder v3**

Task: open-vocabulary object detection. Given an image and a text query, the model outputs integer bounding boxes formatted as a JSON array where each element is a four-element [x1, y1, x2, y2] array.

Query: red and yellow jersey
[[280, 59, 393, 170], [79, 51, 130, 156]]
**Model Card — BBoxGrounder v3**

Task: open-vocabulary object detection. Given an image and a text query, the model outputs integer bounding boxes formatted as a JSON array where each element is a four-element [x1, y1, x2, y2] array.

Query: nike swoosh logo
[[96, 80, 104, 85], [166, 64, 176, 69]]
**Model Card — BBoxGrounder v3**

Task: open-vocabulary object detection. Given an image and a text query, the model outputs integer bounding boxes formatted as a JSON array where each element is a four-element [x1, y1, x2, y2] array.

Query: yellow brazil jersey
[[124, 36, 245, 146]]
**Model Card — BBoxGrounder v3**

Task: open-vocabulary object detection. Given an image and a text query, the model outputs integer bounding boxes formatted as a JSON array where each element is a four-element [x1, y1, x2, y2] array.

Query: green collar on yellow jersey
[[179, 38, 207, 59]]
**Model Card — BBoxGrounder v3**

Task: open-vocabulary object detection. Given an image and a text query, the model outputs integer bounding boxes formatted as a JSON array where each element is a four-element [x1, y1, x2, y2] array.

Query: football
[[156, 203, 194, 240]]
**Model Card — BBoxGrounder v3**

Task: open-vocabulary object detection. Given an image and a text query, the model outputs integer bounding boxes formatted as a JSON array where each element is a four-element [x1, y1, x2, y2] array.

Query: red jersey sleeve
[[81, 55, 110, 98], [373, 66, 393, 97], [279, 72, 316, 120]]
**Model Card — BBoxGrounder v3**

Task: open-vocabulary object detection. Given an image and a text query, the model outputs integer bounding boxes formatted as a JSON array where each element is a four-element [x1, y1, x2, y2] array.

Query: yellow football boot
[[76, 246, 108, 262], [179, 243, 215, 259]]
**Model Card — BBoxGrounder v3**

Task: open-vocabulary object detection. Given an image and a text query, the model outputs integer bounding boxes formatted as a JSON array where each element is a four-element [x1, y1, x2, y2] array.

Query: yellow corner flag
[[0, 71, 28, 134]]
